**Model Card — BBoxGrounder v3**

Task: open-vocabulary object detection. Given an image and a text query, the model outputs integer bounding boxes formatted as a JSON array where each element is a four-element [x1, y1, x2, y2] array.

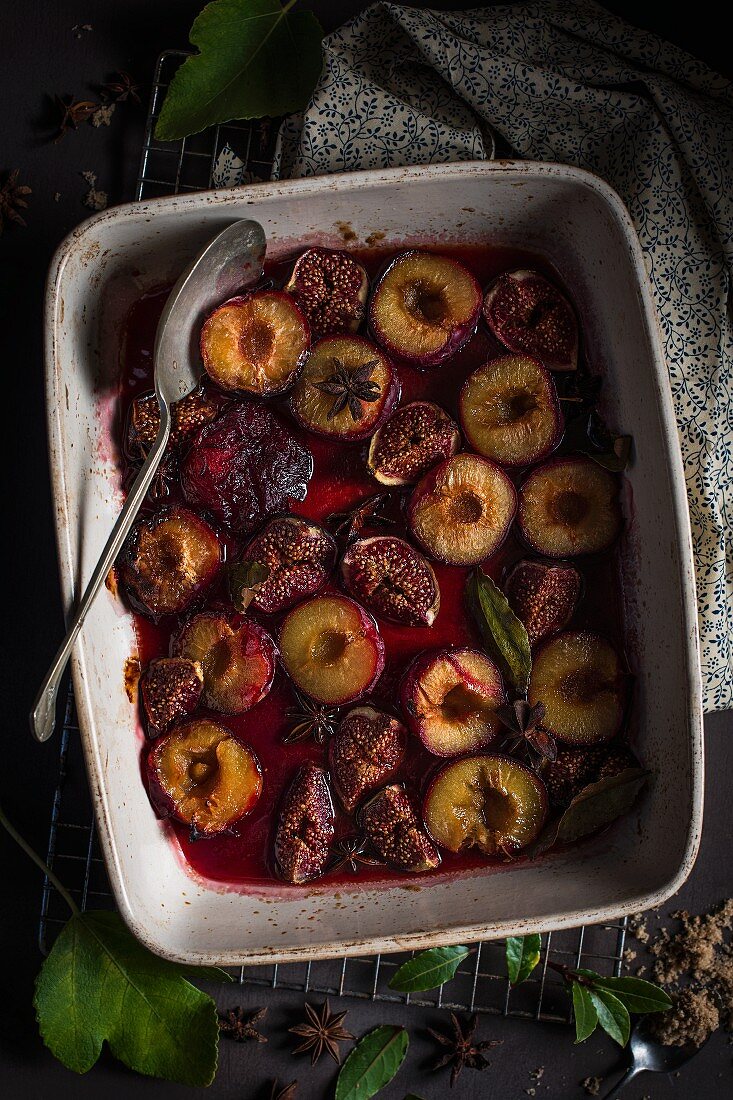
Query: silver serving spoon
[[601, 1020, 708, 1098], [31, 218, 267, 743]]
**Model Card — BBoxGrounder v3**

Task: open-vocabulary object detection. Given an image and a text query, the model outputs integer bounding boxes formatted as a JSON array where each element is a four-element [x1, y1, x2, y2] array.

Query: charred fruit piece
[[124, 386, 221, 462], [285, 247, 369, 340], [118, 506, 222, 621], [518, 455, 622, 558], [279, 595, 385, 706], [240, 516, 337, 615], [275, 763, 335, 883], [367, 401, 461, 486], [543, 744, 638, 808], [180, 402, 312, 534], [140, 657, 204, 737], [423, 753, 548, 855], [504, 559, 581, 645], [460, 354, 562, 466], [200, 290, 309, 395], [483, 269, 578, 371], [529, 631, 626, 745], [400, 647, 504, 757], [329, 706, 408, 812], [360, 785, 440, 872], [369, 250, 482, 367], [173, 612, 277, 714], [147, 719, 262, 837], [341, 536, 440, 627], [289, 335, 398, 441], [408, 453, 516, 566]]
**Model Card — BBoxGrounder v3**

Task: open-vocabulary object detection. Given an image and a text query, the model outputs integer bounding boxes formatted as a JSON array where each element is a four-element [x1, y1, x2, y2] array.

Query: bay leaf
[[468, 570, 531, 694], [529, 767, 650, 857]]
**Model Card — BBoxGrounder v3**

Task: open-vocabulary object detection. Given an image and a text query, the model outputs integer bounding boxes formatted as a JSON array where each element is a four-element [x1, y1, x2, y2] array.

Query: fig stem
[[0, 801, 80, 916]]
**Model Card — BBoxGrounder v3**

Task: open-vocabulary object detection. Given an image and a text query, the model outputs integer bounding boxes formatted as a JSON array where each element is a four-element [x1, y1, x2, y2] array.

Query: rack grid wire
[[38, 51, 628, 1025]]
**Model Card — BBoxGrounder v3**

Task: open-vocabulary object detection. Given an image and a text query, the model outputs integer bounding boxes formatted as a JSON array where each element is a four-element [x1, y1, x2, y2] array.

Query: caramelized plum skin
[[275, 764, 335, 883], [483, 269, 578, 371], [423, 754, 548, 855], [529, 631, 625, 745], [361, 785, 440, 872], [173, 612, 277, 715], [180, 402, 312, 534], [243, 516, 336, 614], [518, 456, 622, 557], [147, 719, 262, 836], [329, 706, 407, 812], [141, 657, 203, 737], [285, 247, 368, 340], [504, 559, 581, 645], [367, 401, 461, 485], [341, 536, 440, 626], [119, 507, 222, 621]]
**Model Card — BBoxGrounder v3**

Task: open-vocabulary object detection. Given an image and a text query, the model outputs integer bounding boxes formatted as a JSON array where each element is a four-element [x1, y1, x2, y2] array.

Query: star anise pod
[[270, 1081, 297, 1100], [101, 70, 141, 104], [327, 836, 383, 875], [0, 169, 31, 233], [497, 699, 556, 765], [283, 688, 339, 745], [289, 999, 355, 1065], [54, 95, 98, 140], [427, 1012, 501, 1087], [313, 357, 381, 421], [327, 491, 395, 545], [218, 1006, 268, 1043]]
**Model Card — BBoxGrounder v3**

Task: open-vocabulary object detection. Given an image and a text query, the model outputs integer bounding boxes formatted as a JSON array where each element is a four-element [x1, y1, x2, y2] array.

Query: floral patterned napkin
[[269, 0, 733, 712]]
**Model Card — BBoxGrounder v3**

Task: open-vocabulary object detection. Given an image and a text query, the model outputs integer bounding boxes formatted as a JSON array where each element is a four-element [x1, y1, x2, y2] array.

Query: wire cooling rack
[[38, 52, 629, 1024]]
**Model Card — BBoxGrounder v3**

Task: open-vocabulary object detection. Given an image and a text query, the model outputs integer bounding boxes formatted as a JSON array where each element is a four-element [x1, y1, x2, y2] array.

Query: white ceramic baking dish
[[45, 161, 703, 965]]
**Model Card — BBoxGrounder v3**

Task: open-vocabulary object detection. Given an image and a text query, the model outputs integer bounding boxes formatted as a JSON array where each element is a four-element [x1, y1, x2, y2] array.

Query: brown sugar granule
[[582, 1076, 602, 1096], [651, 901, 733, 984], [628, 913, 650, 944], [649, 987, 719, 1048]]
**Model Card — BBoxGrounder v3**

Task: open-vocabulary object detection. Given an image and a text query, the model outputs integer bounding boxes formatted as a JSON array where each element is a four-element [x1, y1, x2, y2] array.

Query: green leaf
[[335, 1025, 408, 1100], [388, 946, 470, 993], [505, 934, 542, 985], [34, 911, 219, 1085], [529, 768, 650, 856], [228, 559, 270, 612], [589, 988, 631, 1047], [180, 964, 234, 983], [589, 976, 673, 1014], [572, 982, 598, 1043], [155, 0, 324, 141], [468, 570, 532, 693]]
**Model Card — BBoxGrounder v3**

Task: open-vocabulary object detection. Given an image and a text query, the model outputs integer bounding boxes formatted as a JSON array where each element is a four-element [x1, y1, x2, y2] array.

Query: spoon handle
[[30, 411, 171, 742], [601, 1064, 644, 1099]]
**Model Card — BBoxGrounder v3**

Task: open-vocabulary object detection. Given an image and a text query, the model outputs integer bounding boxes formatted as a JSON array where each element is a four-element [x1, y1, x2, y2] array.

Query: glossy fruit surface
[[423, 753, 548, 855], [241, 516, 336, 614], [140, 656, 204, 737], [408, 453, 516, 565], [173, 612, 277, 714], [285, 247, 369, 340], [483, 269, 578, 371], [529, 631, 626, 744], [504, 559, 581, 645], [329, 706, 407, 812], [360, 785, 440, 872], [341, 535, 440, 626], [147, 719, 262, 836], [367, 401, 461, 486], [124, 386, 221, 462], [543, 744, 638, 808], [460, 354, 562, 466], [518, 456, 622, 557], [275, 763, 335, 883]]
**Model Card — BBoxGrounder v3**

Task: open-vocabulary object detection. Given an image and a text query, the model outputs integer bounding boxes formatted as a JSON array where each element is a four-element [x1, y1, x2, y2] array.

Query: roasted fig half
[[483, 269, 578, 371], [140, 656, 204, 737], [285, 247, 369, 340], [518, 456, 622, 557], [147, 718, 262, 837], [240, 516, 337, 615], [423, 753, 548, 855], [504, 559, 581, 646], [367, 401, 461, 486], [360, 785, 440, 872], [274, 763, 335, 883], [279, 594, 385, 706], [341, 535, 440, 627], [528, 631, 626, 745], [542, 744, 638, 810], [124, 385, 221, 462], [173, 612, 277, 715], [118, 506, 222, 621], [369, 250, 482, 367], [329, 705, 408, 813], [460, 354, 562, 466], [408, 453, 516, 566]]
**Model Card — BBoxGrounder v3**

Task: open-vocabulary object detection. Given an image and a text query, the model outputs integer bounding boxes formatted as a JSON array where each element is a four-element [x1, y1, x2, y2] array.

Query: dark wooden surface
[[1, 3, 731, 1097]]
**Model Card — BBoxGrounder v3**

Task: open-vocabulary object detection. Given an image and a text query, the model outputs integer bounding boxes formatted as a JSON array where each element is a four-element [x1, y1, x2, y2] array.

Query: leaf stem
[[547, 961, 595, 987], [0, 802, 80, 917]]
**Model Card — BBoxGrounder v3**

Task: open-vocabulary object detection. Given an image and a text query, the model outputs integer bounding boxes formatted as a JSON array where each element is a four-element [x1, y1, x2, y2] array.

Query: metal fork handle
[[30, 408, 171, 742]]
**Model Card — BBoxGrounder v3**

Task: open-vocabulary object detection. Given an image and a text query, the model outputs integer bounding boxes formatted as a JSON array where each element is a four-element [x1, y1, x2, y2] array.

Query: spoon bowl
[[602, 1018, 709, 1098]]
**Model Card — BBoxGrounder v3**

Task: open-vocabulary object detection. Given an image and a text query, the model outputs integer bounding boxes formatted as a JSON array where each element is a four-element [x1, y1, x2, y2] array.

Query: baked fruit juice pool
[[116, 244, 629, 889]]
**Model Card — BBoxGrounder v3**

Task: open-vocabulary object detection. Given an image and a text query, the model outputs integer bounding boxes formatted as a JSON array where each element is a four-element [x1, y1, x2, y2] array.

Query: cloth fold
[[272, 0, 733, 712]]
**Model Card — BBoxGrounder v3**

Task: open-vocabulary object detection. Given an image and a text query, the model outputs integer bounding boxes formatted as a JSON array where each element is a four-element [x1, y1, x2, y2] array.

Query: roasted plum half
[[118, 506, 222, 621], [367, 401, 461, 486], [483, 269, 578, 371], [369, 250, 482, 368], [180, 402, 312, 534], [504, 559, 581, 646], [239, 516, 337, 615], [518, 456, 622, 558], [401, 647, 504, 756], [289, 335, 398, 441], [274, 763, 335, 883], [124, 386, 221, 463], [200, 290, 309, 396], [360, 785, 440, 872], [528, 631, 626, 745], [140, 657, 204, 737], [279, 594, 384, 706], [285, 247, 369, 340], [423, 754, 548, 856], [173, 612, 277, 715], [329, 706, 408, 813], [147, 719, 262, 837], [460, 354, 562, 466], [408, 453, 516, 565], [341, 535, 440, 627]]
